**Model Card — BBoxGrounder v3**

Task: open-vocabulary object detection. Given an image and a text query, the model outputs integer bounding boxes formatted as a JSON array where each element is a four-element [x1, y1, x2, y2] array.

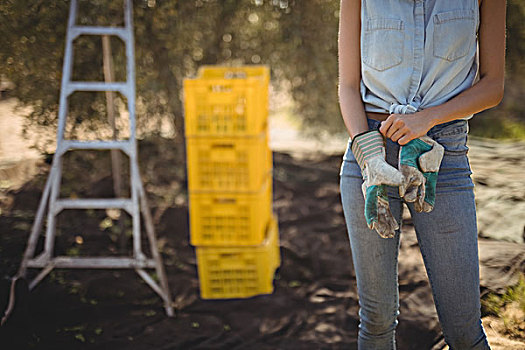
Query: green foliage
[[1, 0, 524, 147], [0, 1, 67, 143], [481, 274, 525, 339], [469, 111, 525, 140], [0, 0, 347, 149], [481, 274, 525, 317]]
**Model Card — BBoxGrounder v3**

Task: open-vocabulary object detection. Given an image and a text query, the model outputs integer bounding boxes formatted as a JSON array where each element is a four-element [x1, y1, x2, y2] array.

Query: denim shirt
[[360, 0, 480, 119]]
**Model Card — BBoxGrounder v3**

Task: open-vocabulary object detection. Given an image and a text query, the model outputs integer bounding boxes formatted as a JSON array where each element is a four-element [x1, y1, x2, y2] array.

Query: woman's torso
[[360, 0, 480, 118]]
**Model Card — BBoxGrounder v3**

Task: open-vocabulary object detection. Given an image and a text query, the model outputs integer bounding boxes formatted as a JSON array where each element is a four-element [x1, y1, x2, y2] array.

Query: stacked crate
[[183, 65, 280, 299]]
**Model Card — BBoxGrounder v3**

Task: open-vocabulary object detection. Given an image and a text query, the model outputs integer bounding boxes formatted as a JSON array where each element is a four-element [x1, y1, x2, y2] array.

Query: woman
[[338, 0, 506, 349]]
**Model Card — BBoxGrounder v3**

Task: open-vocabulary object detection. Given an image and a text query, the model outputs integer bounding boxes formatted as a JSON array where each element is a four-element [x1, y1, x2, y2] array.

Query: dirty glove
[[398, 136, 444, 212], [351, 130, 404, 238]]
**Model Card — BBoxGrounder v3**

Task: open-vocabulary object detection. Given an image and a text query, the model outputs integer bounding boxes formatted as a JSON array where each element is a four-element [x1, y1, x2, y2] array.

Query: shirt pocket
[[433, 9, 476, 62], [362, 18, 404, 72]]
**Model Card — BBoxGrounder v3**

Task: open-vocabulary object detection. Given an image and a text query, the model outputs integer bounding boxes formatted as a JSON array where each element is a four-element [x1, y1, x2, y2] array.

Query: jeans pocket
[[429, 121, 473, 191], [437, 132, 469, 156], [428, 120, 469, 156]]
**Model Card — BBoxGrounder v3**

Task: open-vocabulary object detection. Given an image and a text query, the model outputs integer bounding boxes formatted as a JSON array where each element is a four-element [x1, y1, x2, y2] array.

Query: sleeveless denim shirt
[[360, 0, 480, 119]]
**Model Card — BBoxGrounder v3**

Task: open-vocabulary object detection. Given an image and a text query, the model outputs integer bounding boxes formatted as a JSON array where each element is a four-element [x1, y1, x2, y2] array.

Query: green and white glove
[[398, 136, 444, 212], [351, 130, 404, 238]]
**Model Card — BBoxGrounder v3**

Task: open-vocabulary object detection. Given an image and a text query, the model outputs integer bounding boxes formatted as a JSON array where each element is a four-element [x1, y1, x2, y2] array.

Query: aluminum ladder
[[12, 0, 174, 317]]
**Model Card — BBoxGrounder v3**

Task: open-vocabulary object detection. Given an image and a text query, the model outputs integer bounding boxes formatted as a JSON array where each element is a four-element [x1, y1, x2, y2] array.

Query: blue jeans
[[339, 119, 491, 350]]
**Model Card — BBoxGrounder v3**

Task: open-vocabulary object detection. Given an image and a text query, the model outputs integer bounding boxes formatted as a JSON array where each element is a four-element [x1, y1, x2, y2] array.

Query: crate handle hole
[[225, 71, 247, 79], [211, 85, 233, 92], [213, 198, 236, 204], [211, 143, 234, 149]]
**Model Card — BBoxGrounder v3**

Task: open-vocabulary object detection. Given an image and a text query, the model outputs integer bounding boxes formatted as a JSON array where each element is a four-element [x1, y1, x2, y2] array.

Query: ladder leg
[[28, 264, 55, 290], [130, 159, 143, 260], [16, 165, 55, 277], [138, 180, 174, 317], [135, 269, 162, 296], [43, 157, 62, 260]]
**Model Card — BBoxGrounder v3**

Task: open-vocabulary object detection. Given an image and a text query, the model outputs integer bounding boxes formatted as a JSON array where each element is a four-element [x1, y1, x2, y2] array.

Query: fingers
[[389, 128, 407, 143], [397, 134, 416, 145], [379, 117, 393, 137], [380, 115, 406, 139], [380, 114, 420, 145]]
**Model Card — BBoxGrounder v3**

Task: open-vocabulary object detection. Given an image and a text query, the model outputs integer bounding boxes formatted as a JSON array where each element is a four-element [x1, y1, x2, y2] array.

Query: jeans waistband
[[366, 118, 468, 138]]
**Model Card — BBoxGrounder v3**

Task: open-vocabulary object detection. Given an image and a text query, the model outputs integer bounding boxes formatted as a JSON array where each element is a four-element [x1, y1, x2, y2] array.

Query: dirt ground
[[0, 98, 524, 349]]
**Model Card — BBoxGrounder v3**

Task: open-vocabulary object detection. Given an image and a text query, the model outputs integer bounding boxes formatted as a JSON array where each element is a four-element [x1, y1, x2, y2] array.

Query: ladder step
[[66, 82, 128, 95], [27, 257, 156, 269], [59, 140, 132, 155], [54, 198, 133, 214], [70, 26, 128, 40]]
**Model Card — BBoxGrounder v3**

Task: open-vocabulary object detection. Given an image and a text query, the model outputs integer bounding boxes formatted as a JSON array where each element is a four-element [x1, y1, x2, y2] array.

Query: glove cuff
[[351, 130, 385, 170]]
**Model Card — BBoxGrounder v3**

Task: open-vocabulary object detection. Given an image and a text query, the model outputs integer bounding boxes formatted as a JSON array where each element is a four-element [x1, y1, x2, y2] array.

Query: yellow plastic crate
[[196, 216, 280, 299], [186, 131, 272, 192], [189, 176, 272, 246], [183, 65, 269, 136]]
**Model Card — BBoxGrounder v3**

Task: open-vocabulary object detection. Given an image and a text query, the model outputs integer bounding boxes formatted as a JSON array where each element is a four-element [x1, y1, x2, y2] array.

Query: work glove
[[351, 130, 404, 238], [398, 136, 444, 212]]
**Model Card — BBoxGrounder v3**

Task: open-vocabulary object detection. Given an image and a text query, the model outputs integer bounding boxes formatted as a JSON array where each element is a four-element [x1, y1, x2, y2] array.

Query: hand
[[379, 110, 435, 145]]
